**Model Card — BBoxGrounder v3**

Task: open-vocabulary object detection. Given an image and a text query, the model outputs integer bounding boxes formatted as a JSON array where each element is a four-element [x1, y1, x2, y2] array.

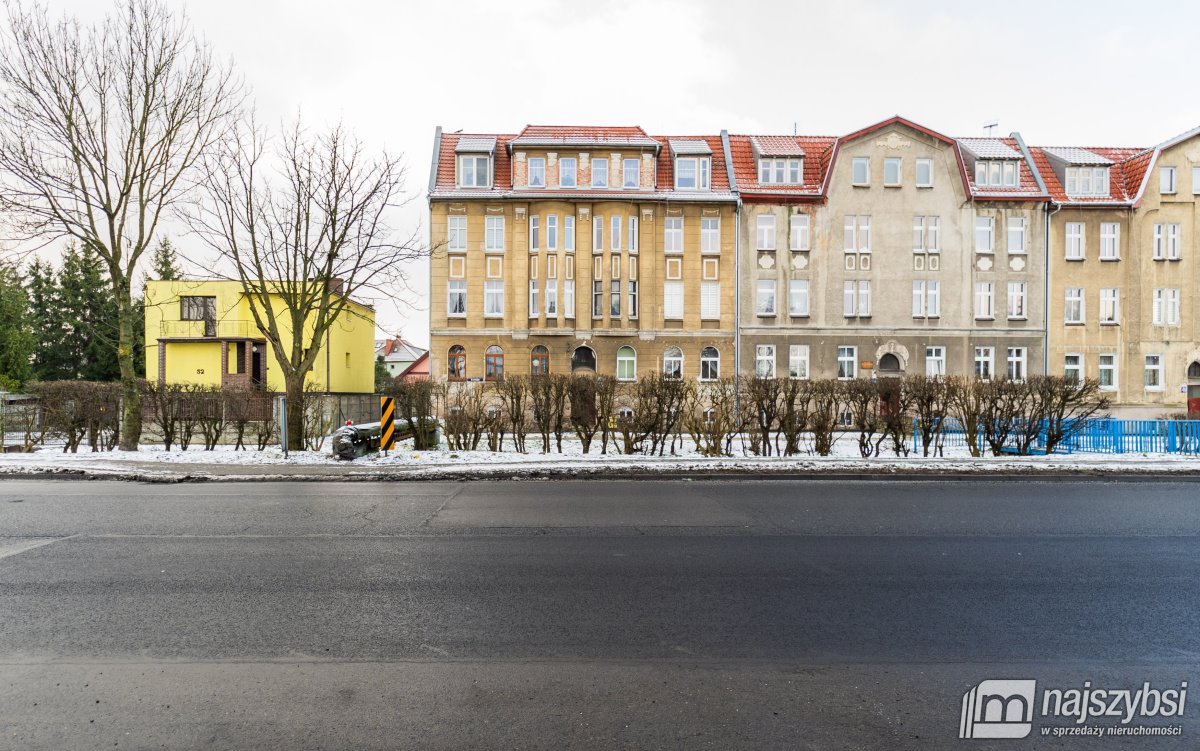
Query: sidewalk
[[2, 444, 1200, 482]]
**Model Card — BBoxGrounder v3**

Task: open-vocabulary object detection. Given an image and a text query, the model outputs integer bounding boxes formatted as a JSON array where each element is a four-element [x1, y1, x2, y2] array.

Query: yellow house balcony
[[159, 319, 259, 339]]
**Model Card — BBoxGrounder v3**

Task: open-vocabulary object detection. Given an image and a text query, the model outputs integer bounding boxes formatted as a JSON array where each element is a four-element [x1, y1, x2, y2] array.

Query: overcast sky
[[34, 0, 1200, 346]]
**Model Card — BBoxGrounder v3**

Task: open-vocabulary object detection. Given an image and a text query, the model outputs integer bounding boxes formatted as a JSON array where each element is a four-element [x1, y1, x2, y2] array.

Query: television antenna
[[983, 120, 999, 136]]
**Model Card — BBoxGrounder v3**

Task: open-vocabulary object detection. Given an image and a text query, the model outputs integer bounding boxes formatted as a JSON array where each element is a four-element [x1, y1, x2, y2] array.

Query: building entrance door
[[1188, 362, 1200, 417]]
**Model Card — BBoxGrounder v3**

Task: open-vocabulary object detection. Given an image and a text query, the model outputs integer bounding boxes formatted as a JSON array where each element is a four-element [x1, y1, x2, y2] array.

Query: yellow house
[[144, 279, 376, 393]]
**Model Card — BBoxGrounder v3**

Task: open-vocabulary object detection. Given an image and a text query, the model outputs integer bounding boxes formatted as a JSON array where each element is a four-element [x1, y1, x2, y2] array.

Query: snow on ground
[[1, 434, 1199, 479]]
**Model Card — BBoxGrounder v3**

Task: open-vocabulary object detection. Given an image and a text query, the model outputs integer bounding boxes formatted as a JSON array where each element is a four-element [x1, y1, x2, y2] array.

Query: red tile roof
[[435, 132, 513, 193], [653, 135, 732, 192], [727, 134, 836, 198], [1029, 146, 1151, 204], [958, 136, 1046, 200]]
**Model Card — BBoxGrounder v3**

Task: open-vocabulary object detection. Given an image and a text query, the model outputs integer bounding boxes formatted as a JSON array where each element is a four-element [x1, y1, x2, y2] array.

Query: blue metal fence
[[911, 418, 1200, 456]]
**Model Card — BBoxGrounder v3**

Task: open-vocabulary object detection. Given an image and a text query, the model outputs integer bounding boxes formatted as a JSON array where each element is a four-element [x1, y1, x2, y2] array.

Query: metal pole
[[278, 394, 288, 459]]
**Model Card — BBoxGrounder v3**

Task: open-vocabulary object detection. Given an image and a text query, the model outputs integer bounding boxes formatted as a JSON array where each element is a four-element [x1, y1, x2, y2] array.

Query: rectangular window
[[1007, 217, 1026, 254], [1007, 347, 1027, 380], [700, 282, 720, 320], [1066, 166, 1109, 197], [756, 215, 776, 250], [674, 157, 710, 190], [843, 215, 871, 253], [628, 216, 639, 253], [663, 281, 683, 320], [974, 282, 994, 319], [447, 216, 467, 251], [788, 345, 810, 379], [610, 280, 620, 317], [1145, 354, 1163, 389], [756, 280, 777, 316], [592, 280, 603, 319], [484, 280, 504, 317], [592, 216, 603, 252], [975, 347, 994, 380], [591, 158, 609, 188], [664, 217, 683, 253], [837, 346, 857, 379], [975, 216, 994, 253], [1167, 223, 1181, 260], [701, 217, 720, 253], [788, 279, 809, 317], [628, 279, 638, 319], [1194, 166, 1200, 195], [758, 158, 804, 185], [485, 216, 505, 251], [912, 280, 939, 318], [446, 281, 466, 317], [564, 215, 575, 252], [611, 216, 621, 252], [1100, 288, 1120, 324], [755, 345, 776, 378], [1065, 222, 1084, 260], [545, 280, 557, 316], [843, 280, 870, 317], [528, 157, 545, 188], [458, 155, 490, 188], [883, 157, 901, 186], [1153, 224, 1165, 260], [528, 278, 539, 318], [789, 214, 810, 251], [1161, 166, 1177, 194], [623, 158, 639, 188], [851, 157, 869, 186], [915, 158, 932, 187], [559, 157, 577, 188], [180, 296, 216, 321], [1152, 288, 1181, 325], [912, 216, 925, 252], [564, 280, 575, 319], [1006, 282, 1027, 320], [529, 215, 539, 252], [1098, 353, 1117, 390], [1064, 287, 1084, 324], [1099, 223, 1119, 260], [925, 346, 946, 378], [1063, 354, 1083, 383]]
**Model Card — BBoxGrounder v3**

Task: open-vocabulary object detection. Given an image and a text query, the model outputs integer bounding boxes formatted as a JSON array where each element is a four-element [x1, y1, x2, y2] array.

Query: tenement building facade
[[427, 118, 1200, 416]]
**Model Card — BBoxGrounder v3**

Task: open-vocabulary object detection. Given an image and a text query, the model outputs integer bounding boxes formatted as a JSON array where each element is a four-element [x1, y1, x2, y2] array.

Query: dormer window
[[528, 157, 545, 188], [974, 160, 1019, 188], [457, 155, 491, 188], [675, 157, 710, 190], [758, 158, 803, 185], [1065, 166, 1109, 197]]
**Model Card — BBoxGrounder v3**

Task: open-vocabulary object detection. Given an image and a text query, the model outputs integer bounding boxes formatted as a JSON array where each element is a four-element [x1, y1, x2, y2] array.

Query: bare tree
[[0, 0, 241, 449], [185, 118, 421, 449]]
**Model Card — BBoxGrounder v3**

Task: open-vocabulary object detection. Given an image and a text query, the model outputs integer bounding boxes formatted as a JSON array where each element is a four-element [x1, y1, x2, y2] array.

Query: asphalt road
[[1, 478, 1199, 750]]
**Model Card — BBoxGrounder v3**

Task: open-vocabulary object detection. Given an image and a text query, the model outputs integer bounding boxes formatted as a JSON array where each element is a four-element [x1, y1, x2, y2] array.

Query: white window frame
[[1007, 282, 1027, 320], [485, 215, 505, 251], [758, 158, 804, 185], [610, 216, 621, 252], [700, 281, 720, 320], [1161, 166, 1177, 194], [674, 157, 710, 190], [974, 282, 995, 320], [788, 279, 809, 317], [1152, 288, 1181, 326], [915, 158, 933, 187], [1153, 224, 1164, 260], [1007, 347, 1027, 381], [1098, 353, 1117, 391], [484, 280, 504, 318], [843, 280, 870, 317], [623, 158, 639, 189], [447, 280, 466, 318], [591, 158, 608, 188], [836, 346, 857, 380], [925, 346, 946, 378], [1064, 287, 1084, 324], [851, 157, 869, 186], [1167, 223, 1181, 260], [528, 215, 539, 252], [559, 157, 577, 188], [1099, 222, 1119, 260], [663, 281, 683, 320], [843, 215, 871, 253], [1065, 222, 1084, 260], [628, 216, 639, 254], [527, 157, 545, 188], [789, 214, 810, 251], [592, 216, 603, 252], [756, 214, 776, 250], [1099, 288, 1120, 324], [546, 215, 558, 251], [664, 217, 683, 254], [1064, 354, 1083, 384], [564, 279, 575, 319], [1007, 217, 1026, 255], [457, 154, 490, 188], [756, 279, 777, 317], [564, 215, 575, 252], [616, 346, 636, 382], [701, 217, 720, 254], [755, 345, 776, 378], [788, 345, 810, 380], [700, 347, 720, 381], [974, 346, 995, 380], [975, 215, 994, 253], [1144, 354, 1164, 390], [912, 280, 940, 318], [883, 157, 902, 186], [545, 280, 557, 316], [447, 216, 467, 252]]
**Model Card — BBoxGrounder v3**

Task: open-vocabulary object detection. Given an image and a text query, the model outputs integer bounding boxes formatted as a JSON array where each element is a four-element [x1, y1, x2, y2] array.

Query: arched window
[[879, 353, 901, 374], [1190, 361, 1200, 380], [530, 345, 549, 376], [662, 346, 683, 379], [616, 346, 636, 381], [700, 346, 720, 381], [571, 345, 597, 372], [485, 346, 504, 381], [447, 345, 466, 380]]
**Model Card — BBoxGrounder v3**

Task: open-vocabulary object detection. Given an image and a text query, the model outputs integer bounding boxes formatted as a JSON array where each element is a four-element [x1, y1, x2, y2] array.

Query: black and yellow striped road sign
[[380, 396, 396, 451]]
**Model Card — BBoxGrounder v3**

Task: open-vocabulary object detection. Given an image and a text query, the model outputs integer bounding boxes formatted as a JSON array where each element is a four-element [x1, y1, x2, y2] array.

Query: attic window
[[1065, 166, 1109, 197], [974, 160, 1019, 188], [458, 155, 491, 188], [675, 157, 710, 190], [758, 158, 803, 185]]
